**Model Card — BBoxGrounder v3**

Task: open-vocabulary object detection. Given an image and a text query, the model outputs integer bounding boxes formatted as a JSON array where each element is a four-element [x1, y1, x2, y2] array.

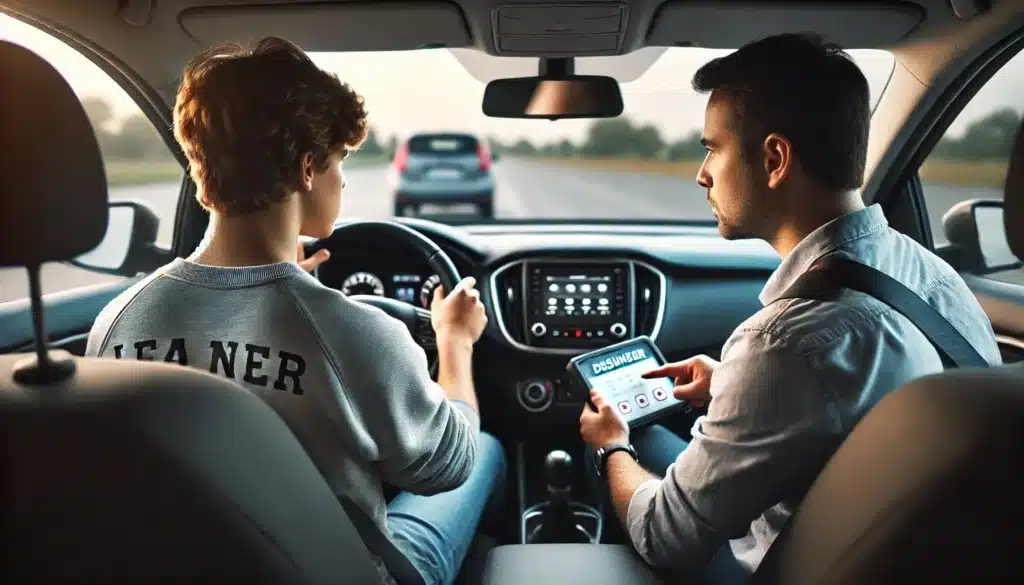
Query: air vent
[[633, 262, 664, 338], [495, 263, 526, 344]]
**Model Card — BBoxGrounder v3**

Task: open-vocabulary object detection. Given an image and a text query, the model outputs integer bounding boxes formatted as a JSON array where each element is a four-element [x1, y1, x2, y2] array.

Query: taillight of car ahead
[[477, 142, 492, 172], [393, 143, 409, 172]]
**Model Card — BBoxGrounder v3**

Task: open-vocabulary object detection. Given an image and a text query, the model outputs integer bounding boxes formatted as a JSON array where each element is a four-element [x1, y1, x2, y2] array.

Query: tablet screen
[[576, 342, 683, 423]]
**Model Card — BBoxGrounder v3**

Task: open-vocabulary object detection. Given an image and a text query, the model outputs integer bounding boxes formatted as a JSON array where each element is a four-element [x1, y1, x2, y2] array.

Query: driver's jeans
[[587, 424, 751, 585], [385, 432, 507, 585]]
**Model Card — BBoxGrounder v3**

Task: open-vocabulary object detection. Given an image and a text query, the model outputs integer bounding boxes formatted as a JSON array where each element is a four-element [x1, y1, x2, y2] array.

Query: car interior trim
[[647, 1, 926, 48], [179, 2, 473, 52]]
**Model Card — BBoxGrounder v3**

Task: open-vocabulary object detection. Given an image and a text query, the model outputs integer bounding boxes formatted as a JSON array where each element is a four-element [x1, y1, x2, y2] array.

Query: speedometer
[[341, 272, 385, 297], [419, 274, 442, 308]]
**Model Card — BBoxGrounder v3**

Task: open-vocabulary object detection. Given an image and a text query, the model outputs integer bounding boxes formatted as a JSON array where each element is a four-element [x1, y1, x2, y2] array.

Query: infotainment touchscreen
[[540, 271, 615, 319], [566, 336, 691, 428], [524, 261, 631, 348]]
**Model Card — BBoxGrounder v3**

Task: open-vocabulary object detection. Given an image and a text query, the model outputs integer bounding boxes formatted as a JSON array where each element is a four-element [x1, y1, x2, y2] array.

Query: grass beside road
[[104, 155, 1008, 191], [530, 157, 1009, 190], [105, 161, 183, 187], [918, 159, 1007, 189], [104, 155, 389, 187]]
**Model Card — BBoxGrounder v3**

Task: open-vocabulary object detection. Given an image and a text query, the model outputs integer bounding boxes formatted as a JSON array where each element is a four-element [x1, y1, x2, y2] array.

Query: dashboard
[[308, 219, 779, 435]]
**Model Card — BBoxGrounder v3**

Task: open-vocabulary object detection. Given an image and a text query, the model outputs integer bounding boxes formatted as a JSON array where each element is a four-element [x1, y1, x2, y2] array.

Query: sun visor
[[647, 1, 925, 49], [179, 2, 471, 51]]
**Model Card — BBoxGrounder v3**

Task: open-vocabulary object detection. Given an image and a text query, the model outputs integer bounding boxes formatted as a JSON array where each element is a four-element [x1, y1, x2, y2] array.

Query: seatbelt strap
[[339, 497, 426, 585], [775, 256, 988, 369]]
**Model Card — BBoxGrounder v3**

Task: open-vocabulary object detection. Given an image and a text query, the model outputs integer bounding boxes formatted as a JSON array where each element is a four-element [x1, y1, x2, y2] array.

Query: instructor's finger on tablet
[[641, 365, 673, 379]]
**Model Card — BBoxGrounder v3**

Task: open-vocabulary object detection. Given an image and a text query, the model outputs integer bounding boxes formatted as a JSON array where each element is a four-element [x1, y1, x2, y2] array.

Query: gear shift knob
[[544, 450, 573, 492]]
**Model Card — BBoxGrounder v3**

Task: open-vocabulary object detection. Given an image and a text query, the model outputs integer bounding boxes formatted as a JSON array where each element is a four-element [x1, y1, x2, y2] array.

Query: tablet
[[566, 335, 691, 428]]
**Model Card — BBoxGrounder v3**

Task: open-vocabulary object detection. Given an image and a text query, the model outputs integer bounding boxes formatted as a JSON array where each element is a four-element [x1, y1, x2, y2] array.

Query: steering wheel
[[316, 220, 461, 378]]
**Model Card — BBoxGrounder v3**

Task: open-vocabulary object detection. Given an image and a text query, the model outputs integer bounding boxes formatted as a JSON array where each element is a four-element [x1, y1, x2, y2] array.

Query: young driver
[[86, 36, 506, 585]]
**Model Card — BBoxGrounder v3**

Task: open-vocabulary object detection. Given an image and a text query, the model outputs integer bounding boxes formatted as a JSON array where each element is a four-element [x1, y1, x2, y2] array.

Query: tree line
[[490, 118, 705, 162], [491, 107, 1023, 163], [82, 95, 1020, 164], [80, 96, 397, 164]]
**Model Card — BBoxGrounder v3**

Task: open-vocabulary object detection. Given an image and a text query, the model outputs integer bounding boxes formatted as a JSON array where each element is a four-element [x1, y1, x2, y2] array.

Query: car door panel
[[0, 279, 137, 355]]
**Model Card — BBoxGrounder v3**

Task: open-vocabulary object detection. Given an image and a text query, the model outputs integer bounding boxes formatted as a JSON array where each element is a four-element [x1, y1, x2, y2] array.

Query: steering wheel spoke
[[413, 307, 436, 350]]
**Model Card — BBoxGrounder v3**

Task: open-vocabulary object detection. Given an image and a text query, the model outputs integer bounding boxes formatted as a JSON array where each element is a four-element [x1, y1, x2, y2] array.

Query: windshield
[[310, 47, 895, 225]]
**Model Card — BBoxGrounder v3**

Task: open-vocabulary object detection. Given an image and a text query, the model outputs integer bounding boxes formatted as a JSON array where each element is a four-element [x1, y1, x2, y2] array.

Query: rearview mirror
[[71, 201, 166, 276], [942, 199, 1020, 274], [482, 75, 624, 120]]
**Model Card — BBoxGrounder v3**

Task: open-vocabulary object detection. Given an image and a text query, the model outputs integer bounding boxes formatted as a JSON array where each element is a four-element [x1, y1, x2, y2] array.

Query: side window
[[918, 49, 1024, 285], [0, 14, 183, 303]]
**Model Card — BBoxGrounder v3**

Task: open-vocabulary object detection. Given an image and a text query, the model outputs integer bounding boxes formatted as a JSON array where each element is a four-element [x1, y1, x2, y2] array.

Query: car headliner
[[1, 0, 1023, 205]]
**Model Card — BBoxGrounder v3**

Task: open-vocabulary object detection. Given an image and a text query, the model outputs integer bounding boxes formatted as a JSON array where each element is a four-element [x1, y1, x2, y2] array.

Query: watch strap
[[596, 442, 637, 476]]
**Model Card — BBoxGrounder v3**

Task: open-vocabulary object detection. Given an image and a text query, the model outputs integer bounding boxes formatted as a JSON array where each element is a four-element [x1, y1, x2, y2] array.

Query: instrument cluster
[[338, 271, 443, 309]]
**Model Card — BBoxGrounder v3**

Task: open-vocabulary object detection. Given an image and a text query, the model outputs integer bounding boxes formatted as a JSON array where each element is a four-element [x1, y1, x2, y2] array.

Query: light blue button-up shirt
[[626, 204, 1002, 575]]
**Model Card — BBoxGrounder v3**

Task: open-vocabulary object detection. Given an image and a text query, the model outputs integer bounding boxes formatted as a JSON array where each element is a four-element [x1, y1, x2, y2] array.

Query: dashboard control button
[[518, 379, 553, 412], [610, 322, 627, 338], [525, 382, 545, 402], [530, 322, 548, 337]]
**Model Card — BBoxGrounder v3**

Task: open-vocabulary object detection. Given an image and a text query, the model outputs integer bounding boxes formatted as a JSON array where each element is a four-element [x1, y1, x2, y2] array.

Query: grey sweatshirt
[[85, 256, 480, 584]]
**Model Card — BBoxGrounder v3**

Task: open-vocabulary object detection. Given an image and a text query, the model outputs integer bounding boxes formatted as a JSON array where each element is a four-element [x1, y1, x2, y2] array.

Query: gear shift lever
[[545, 450, 573, 498], [528, 450, 590, 543]]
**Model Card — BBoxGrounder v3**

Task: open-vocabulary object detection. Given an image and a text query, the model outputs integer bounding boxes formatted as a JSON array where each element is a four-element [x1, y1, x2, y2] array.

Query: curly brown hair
[[173, 36, 368, 215]]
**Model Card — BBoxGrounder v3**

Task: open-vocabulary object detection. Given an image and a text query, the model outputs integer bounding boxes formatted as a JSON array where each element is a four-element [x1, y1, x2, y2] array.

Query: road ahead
[[0, 159, 1015, 303]]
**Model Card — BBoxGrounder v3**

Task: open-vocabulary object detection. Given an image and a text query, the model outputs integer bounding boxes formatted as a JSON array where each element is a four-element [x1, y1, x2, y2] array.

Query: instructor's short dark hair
[[692, 32, 871, 191]]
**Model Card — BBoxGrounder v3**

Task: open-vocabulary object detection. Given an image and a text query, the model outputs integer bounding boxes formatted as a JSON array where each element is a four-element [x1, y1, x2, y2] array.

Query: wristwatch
[[594, 442, 638, 477]]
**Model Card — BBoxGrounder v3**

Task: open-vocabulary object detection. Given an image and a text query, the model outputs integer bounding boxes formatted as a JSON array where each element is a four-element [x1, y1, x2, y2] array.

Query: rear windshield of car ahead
[[407, 135, 479, 155]]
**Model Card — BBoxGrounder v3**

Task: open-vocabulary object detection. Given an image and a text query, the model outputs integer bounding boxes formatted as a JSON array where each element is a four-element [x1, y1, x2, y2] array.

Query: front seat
[[751, 116, 1024, 585], [0, 41, 386, 584]]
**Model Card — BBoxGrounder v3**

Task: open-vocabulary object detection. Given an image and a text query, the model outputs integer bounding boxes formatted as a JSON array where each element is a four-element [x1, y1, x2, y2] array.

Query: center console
[[479, 258, 671, 581], [490, 256, 666, 414], [480, 258, 671, 583]]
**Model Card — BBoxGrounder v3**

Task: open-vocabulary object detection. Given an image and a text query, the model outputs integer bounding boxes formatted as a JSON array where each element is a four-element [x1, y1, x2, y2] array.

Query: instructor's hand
[[642, 355, 719, 408], [579, 389, 629, 451]]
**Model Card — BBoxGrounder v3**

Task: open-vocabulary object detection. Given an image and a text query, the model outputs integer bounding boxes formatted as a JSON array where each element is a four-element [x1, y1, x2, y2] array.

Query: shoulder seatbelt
[[776, 256, 988, 369], [339, 498, 426, 585]]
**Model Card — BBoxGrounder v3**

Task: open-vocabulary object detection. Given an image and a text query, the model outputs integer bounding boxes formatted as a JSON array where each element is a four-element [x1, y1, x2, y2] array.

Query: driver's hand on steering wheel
[[430, 277, 487, 345], [297, 242, 331, 273]]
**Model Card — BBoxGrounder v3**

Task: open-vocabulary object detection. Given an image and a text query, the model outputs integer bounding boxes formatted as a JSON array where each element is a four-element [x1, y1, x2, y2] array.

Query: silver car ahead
[[388, 132, 496, 218]]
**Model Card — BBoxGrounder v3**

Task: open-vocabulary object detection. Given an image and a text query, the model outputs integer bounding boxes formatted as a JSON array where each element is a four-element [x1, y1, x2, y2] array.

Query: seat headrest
[[0, 41, 108, 267], [1005, 118, 1024, 260]]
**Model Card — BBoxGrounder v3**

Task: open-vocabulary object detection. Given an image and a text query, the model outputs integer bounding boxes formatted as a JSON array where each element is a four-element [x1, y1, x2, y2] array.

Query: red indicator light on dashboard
[[575, 330, 582, 338]]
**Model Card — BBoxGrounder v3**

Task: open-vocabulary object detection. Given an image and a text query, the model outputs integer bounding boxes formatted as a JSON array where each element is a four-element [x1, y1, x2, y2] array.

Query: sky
[[2, 12, 1023, 145]]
